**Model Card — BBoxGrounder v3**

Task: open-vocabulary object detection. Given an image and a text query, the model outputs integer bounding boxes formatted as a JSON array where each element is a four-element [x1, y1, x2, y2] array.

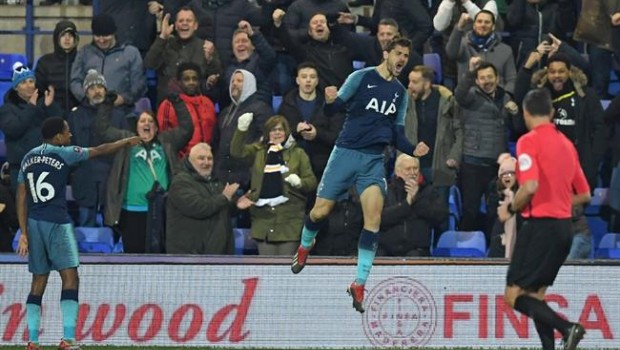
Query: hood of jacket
[[435, 84, 453, 100], [229, 69, 257, 105], [531, 65, 588, 97], [53, 20, 79, 57]]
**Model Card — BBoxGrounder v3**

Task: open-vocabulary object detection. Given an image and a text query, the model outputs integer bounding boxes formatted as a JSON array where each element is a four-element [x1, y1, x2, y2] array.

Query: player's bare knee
[[59, 268, 80, 290], [310, 200, 334, 221], [30, 274, 49, 295], [310, 207, 329, 222]]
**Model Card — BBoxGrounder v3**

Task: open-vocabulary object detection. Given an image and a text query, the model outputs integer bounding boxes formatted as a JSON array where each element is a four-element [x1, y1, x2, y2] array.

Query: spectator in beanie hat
[[71, 13, 146, 114], [0, 62, 62, 193], [83, 69, 107, 95], [12, 63, 35, 89], [67, 69, 129, 226]]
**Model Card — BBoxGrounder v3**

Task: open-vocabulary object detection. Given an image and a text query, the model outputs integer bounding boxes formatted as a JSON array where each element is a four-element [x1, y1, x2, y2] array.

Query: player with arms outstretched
[[291, 37, 429, 313], [16, 117, 140, 350]]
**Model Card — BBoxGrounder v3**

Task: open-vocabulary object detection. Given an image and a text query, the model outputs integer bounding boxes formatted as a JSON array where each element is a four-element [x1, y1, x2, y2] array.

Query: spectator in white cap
[[70, 13, 147, 114], [0, 62, 62, 193]]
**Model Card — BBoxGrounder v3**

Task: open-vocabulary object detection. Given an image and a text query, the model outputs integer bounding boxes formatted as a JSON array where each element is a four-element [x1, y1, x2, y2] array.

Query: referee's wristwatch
[[507, 203, 516, 215]]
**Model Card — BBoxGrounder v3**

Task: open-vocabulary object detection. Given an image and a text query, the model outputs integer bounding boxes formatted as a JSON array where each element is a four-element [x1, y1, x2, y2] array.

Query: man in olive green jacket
[[166, 143, 252, 255]]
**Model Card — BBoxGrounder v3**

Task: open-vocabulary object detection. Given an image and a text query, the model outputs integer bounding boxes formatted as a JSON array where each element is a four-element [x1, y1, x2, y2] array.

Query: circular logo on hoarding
[[362, 277, 436, 347]]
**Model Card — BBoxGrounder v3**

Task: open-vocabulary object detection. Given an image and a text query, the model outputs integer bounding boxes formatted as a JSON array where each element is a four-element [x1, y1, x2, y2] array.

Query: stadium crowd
[[0, 0, 619, 258]]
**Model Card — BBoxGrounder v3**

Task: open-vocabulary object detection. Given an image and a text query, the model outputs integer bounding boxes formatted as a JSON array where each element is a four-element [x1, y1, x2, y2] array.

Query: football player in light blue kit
[[291, 37, 430, 313], [16, 117, 140, 350]]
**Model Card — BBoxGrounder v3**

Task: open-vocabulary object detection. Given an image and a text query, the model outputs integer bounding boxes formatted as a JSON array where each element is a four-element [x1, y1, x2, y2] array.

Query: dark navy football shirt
[[330, 67, 410, 151], [18, 144, 90, 223]]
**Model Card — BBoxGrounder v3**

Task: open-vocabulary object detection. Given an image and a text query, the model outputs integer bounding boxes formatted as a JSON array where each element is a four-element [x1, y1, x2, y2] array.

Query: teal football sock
[[60, 289, 79, 342], [26, 294, 42, 343], [355, 229, 379, 285], [300, 216, 322, 248]]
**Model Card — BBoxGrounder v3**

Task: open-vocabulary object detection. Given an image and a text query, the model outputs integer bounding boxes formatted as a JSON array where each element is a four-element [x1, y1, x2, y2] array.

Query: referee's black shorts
[[506, 218, 572, 291]]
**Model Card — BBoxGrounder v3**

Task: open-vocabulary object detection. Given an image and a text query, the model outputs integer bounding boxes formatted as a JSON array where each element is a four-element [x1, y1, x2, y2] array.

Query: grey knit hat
[[83, 69, 107, 91]]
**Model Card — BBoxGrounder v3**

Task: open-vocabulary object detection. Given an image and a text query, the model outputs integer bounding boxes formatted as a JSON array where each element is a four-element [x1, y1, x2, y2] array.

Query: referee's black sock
[[534, 320, 555, 350], [514, 295, 572, 335]]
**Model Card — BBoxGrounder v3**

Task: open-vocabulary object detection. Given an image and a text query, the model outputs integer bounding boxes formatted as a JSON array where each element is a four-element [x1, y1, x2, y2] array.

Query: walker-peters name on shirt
[[21, 155, 65, 171]]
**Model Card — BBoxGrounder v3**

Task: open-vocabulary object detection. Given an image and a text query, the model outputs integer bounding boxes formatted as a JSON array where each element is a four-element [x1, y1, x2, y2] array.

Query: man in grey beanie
[[67, 69, 129, 226], [70, 14, 147, 114]]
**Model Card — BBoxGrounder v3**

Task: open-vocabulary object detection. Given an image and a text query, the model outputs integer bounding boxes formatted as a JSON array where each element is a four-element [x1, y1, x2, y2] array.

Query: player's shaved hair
[[41, 117, 66, 140]]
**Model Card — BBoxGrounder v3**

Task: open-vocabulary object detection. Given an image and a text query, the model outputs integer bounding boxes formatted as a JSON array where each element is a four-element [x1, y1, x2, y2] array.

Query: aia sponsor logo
[[362, 277, 437, 347]]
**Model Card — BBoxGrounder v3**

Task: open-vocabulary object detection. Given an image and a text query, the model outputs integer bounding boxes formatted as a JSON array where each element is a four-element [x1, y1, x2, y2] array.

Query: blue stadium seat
[[585, 187, 608, 216], [134, 97, 152, 114], [0, 53, 28, 80], [609, 70, 620, 97], [272, 95, 282, 112], [353, 60, 366, 70], [113, 238, 124, 253], [448, 185, 462, 218], [145, 68, 157, 87], [423, 53, 442, 84], [233, 228, 258, 255], [595, 233, 620, 259], [448, 185, 462, 230], [11, 229, 21, 252], [74, 226, 114, 253], [432, 230, 487, 257], [0, 81, 12, 105], [0, 140, 6, 163], [588, 216, 608, 249], [508, 141, 516, 157]]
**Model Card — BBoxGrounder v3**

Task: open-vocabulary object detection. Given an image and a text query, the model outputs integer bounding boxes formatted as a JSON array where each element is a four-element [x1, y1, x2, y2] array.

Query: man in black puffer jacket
[[34, 20, 79, 114]]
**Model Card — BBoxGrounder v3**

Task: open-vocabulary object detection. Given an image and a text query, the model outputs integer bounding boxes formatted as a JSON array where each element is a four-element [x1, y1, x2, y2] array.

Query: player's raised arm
[[88, 136, 142, 159], [324, 69, 366, 115]]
